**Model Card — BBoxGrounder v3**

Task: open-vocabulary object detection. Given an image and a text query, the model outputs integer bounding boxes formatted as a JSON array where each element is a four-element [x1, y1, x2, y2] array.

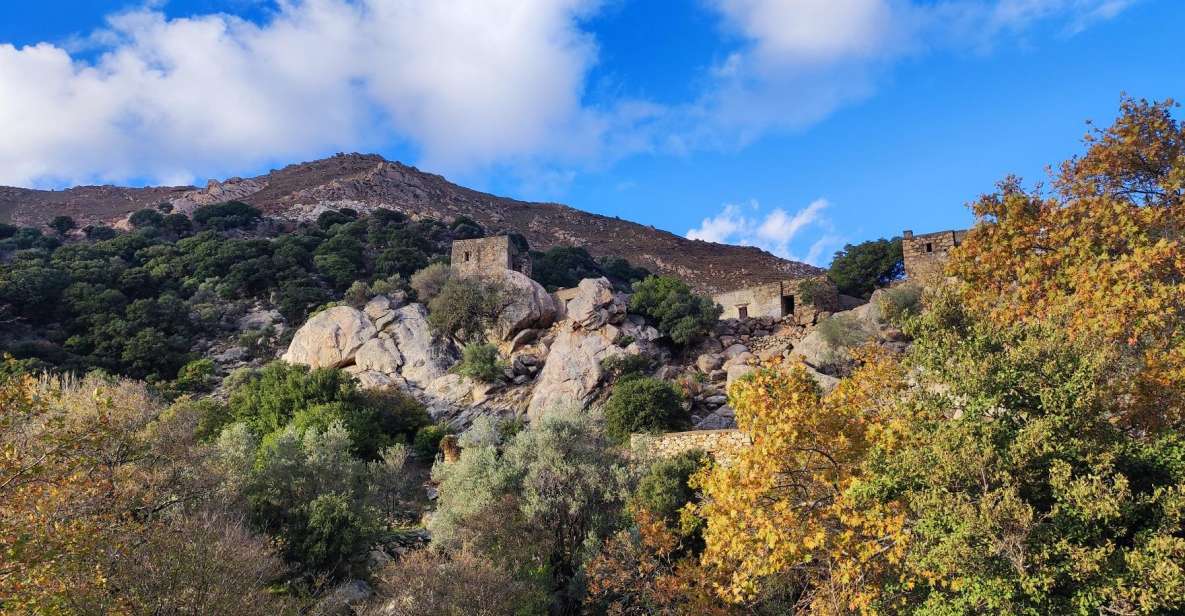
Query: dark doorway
[[781, 295, 794, 317], [737, 306, 748, 319], [925, 242, 933, 253]]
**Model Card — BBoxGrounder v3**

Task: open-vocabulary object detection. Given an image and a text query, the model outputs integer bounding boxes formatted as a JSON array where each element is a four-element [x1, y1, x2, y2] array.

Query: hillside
[[0, 154, 818, 294]]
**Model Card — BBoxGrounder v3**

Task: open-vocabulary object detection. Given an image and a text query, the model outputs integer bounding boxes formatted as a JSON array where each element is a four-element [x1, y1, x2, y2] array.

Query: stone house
[[711, 276, 838, 321], [902, 229, 967, 280], [451, 235, 531, 278]]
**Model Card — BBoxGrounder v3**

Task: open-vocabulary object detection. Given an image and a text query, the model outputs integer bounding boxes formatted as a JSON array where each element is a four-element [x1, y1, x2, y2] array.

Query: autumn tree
[[948, 96, 1185, 430]]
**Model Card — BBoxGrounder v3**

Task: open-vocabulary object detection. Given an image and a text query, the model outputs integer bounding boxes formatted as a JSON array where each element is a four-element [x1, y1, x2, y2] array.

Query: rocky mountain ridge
[[0, 153, 819, 294]]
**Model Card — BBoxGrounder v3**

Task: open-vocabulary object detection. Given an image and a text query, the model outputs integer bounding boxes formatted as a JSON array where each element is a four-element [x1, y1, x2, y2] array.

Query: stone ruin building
[[711, 276, 838, 321], [451, 235, 531, 278], [902, 229, 967, 280]]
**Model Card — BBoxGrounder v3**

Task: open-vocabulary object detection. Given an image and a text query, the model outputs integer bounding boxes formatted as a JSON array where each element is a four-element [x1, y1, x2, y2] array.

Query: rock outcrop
[[527, 278, 636, 419], [491, 269, 557, 342], [281, 306, 376, 369]]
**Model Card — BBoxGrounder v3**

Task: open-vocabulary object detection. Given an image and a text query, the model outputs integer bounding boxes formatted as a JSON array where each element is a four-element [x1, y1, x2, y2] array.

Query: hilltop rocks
[[492, 270, 557, 341], [281, 306, 376, 369]]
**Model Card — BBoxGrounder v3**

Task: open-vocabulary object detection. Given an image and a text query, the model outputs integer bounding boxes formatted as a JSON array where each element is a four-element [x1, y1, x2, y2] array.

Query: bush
[[816, 312, 870, 350], [628, 276, 721, 346], [174, 358, 216, 392], [367, 548, 547, 616], [410, 262, 451, 302], [456, 343, 505, 383], [226, 361, 428, 459], [796, 277, 830, 307], [48, 215, 76, 236], [603, 377, 686, 443], [633, 449, 704, 526], [877, 283, 924, 325], [193, 201, 262, 230], [414, 423, 453, 458], [599, 353, 655, 382], [427, 277, 504, 340], [827, 237, 904, 297], [129, 208, 165, 229]]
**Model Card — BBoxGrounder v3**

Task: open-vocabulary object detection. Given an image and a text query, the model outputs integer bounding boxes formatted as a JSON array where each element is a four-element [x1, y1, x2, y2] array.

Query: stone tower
[[902, 229, 967, 280], [451, 235, 531, 278]]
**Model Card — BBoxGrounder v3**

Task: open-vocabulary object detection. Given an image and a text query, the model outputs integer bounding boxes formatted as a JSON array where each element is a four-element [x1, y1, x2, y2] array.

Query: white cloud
[[0, 0, 1139, 188], [0, 0, 609, 186], [686, 198, 838, 265]]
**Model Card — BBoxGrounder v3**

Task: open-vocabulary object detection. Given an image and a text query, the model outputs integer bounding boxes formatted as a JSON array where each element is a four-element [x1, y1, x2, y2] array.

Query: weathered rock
[[703, 394, 729, 407], [353, 370, 401, 390], [527, 325, 622, 418], [695, 405, 736, 430], [388, 304, 457, 387], [565, 277, 627, 330], [726, 364, 755, 386], [724, 351, 755, 368], [354, 337, 403, 374], [723, 343, 749, 359], [805, 366, 840, 393], [696, 353, 724, 373], [282, 306, 376, 369], [237, 307, 282, 332], [509, 328, 541, 352], [363, 295, 394, 321], [493, 270, 557, 341]]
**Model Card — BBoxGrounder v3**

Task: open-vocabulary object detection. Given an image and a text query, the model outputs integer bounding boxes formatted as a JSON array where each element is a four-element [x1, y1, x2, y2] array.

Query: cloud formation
[[0, 0, 608, 186], [686, 198, 842, 265], [0, 0, 1137, 187]]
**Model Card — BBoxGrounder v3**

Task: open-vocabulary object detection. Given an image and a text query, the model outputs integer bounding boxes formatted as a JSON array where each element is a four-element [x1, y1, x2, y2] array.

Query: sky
[[1, 0, 1182, 266]]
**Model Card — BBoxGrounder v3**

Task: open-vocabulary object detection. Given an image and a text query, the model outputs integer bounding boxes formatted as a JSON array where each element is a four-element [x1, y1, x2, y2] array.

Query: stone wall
[[451, 236, 531, 278], [712, 276, 838, 320], [631, 429, 751, 466], [902, 229, 967, 281]]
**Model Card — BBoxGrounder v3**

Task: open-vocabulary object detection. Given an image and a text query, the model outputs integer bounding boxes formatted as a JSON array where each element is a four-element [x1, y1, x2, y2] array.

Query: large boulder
[[387, 304, 457, 387], [282, 306, 376, 369], [565, 277, 627, 330], [527, 326, 623, 419], [354, 337, 403, 374], [492, 270, 557, 341]]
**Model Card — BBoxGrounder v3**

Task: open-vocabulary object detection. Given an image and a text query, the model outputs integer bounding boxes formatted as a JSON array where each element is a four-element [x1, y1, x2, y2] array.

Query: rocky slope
[[277, 276, 905, 432], [1, 154, 818, 294]]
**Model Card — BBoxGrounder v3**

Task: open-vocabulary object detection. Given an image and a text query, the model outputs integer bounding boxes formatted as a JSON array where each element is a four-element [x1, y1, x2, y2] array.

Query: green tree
[[48, 215, 76, 236], [826, 237, 904, 297], [628, 275, 721, 346], [129, 208, 165, 229], [456, 343, 506, 383], [603, 377, 687, 443], [427, 277, 504, 340]]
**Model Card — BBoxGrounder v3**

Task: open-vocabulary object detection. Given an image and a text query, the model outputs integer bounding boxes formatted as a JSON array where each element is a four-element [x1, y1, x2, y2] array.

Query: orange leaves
[[950, 99, 1185, 432]]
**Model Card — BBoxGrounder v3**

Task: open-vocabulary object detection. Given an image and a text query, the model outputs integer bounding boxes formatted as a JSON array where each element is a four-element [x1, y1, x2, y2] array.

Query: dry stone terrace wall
[[631, 429, 751, 467], [902, 229, 967, 281]]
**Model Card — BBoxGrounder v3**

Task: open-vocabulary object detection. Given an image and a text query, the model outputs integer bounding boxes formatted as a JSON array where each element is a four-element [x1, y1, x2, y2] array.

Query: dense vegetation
[[531, 245, 650, 291], [1, 97, 1182, 615], [826, 236, 904, 297]]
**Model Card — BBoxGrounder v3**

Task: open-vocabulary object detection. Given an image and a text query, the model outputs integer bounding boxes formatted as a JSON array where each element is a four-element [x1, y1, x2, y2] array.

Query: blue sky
[[0, 1, 1182, 265]]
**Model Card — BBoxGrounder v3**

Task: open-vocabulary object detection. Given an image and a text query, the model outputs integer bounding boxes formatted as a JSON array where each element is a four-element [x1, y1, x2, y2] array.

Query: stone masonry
[[902, 229, 967, 281], [631, 429, 752, 467], [451, 235, 531, 278], [712, 276, 838, 321]]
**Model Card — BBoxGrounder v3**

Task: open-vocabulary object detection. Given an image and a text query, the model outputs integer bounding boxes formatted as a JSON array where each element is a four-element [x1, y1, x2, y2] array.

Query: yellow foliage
[[691, 350, 908, 612]]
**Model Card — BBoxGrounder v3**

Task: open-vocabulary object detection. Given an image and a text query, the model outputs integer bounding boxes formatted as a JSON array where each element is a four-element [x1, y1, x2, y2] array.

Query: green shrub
[[174, 358, 216, 392], [599, 353, 655, 382], [48, 215, 76, 236], [414, 423, 453, 458], [603, 377, 686, 443], [226, 361, 427, 459], [427, 277, 504, 340], [878, 283, 924, 325], [193, 201, 262, 230], [456, 343, 505, 382], [827, 237, 904, 297], [628, 276, 721, 346], [129, 208, 165, 229], [796, 278, 830, 307], [410, 262, 451, 302], [633, 449, 705, 527], [816, 313, 870, 350]]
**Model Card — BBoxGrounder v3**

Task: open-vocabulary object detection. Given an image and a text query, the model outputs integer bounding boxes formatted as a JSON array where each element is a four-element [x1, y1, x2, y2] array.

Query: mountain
[[0, 154, 820, 294]]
